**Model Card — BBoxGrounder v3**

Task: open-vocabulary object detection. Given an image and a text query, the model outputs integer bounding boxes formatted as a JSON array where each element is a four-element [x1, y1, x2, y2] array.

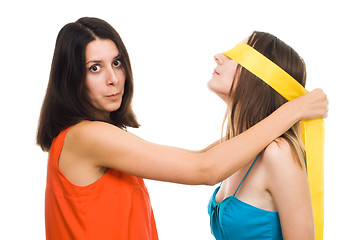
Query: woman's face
[[85, 38, 126, 116], [207, 53, 238, 102]]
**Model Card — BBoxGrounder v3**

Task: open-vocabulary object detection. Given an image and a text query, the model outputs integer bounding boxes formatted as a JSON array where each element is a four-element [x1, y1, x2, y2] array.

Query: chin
[[115, 101, 123, 110], [108, 104, 122, 112], [100, 100, 121, 113], [218, 94, 229, 103], [211, 90, 229, 103], [207, 79, 216, 92]]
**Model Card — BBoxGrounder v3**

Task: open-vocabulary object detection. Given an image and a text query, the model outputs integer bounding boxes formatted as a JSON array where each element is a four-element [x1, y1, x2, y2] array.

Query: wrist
[[282, 101, 301, 123]]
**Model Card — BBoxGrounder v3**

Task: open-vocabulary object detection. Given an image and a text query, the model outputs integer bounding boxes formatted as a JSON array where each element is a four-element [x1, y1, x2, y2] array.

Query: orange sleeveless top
[[45, 126, 158, 240]]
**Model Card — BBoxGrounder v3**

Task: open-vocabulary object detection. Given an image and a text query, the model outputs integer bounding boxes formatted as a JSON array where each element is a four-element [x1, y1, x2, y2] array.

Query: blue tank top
[[208, 155, 283, 240]]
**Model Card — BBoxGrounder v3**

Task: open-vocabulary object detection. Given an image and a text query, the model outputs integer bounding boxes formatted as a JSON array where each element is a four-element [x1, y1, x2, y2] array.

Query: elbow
[[195, 154, 222, 186], [205, 178, 220, 186], [200, 171, 218, 186]]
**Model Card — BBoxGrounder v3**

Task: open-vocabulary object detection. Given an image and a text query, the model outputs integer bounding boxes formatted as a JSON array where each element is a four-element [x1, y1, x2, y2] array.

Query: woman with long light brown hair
[[208, 31, 318, 239]]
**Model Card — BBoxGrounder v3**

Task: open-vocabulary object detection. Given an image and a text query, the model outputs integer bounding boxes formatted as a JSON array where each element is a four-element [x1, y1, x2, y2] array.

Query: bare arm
[[176, 139, 222, 154], [65, 88, 327, 186], [264, 139, 315, 240]]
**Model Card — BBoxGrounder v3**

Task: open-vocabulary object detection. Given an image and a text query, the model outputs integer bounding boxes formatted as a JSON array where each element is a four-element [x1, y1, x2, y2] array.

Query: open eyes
[[89, 59, 122, 73], [90, 65, 101, 72], [112, 59, 121, 67]]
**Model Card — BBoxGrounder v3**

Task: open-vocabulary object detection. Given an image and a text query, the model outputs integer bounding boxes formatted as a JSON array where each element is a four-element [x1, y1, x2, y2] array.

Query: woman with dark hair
[[208, 32, 320, 239], [38, 18, 327, 239]]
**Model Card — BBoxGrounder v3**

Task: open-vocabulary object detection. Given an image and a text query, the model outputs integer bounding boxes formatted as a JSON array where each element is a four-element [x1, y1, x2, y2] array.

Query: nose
[[106, 68, 119, 86], [214, 53, 223, 64]]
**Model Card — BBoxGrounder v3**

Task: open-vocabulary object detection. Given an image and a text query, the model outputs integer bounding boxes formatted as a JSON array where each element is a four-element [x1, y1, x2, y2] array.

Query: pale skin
[[59, 37, 328, 204], [208, 50, 315, 239]]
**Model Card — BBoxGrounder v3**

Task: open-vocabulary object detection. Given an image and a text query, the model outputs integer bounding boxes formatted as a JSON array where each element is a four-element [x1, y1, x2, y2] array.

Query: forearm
[[201, 101, 300, 185], [167, 139, 221, 154], [198, 139, 221, 153]]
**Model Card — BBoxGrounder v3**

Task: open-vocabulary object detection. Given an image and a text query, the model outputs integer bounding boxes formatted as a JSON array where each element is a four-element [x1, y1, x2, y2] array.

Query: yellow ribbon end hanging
[[224, 42, 325, 240]]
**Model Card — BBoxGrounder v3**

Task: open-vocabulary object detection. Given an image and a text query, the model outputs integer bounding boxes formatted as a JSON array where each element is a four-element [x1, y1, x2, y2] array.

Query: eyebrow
[[86, 60, 101, 65], [86, 54, 121, 65]]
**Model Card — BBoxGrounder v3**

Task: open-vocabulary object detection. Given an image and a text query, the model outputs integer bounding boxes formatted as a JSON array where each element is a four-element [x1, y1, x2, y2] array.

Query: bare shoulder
[[65, 121, 127, 155], [262, 137, 305, 174], [263, 138, 308, 194], [262, 138, 293, 165], [69, 120, 119, 136], [68, 121, 123, 141], [60, 121, 123, 186]]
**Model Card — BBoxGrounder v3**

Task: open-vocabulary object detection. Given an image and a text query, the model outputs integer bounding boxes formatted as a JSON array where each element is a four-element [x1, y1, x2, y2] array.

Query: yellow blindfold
[[224, 42, 324, 240]]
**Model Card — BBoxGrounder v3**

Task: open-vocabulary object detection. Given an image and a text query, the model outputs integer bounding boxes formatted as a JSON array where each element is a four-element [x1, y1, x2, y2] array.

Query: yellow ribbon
[[224, 42, 324, 240]]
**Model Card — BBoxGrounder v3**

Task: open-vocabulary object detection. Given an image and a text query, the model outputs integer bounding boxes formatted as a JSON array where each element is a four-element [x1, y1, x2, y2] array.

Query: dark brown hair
[[37, 17, 139, 151], [224, 31, 306, 166]]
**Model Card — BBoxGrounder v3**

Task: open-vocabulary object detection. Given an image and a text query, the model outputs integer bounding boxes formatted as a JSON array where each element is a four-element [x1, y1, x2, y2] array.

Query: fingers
[[324, 97, 329, 119], [321, 89, 328, 119], [324, 94, 329, 118], [313, 88, 328, 119]]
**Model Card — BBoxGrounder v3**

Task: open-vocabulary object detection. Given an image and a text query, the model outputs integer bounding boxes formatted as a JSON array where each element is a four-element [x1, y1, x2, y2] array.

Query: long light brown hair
[[223, 31, 306, 167]]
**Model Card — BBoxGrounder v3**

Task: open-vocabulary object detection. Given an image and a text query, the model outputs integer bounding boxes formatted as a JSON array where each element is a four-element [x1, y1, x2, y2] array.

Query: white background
[[1, 0, 359, 239]]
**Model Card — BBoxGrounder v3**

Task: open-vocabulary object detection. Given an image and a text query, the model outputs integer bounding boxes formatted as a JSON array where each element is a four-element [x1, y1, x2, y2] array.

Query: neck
[[93, 110, 111, 122]]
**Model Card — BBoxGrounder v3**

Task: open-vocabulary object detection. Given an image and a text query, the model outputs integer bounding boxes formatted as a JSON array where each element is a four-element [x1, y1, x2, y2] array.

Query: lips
[[106, 92, 121, 100], [213, 69, 220, 75]]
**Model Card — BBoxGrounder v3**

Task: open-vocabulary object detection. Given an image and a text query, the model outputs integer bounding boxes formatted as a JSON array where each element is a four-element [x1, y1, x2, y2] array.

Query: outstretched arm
[[64, 88, 327, 186]]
